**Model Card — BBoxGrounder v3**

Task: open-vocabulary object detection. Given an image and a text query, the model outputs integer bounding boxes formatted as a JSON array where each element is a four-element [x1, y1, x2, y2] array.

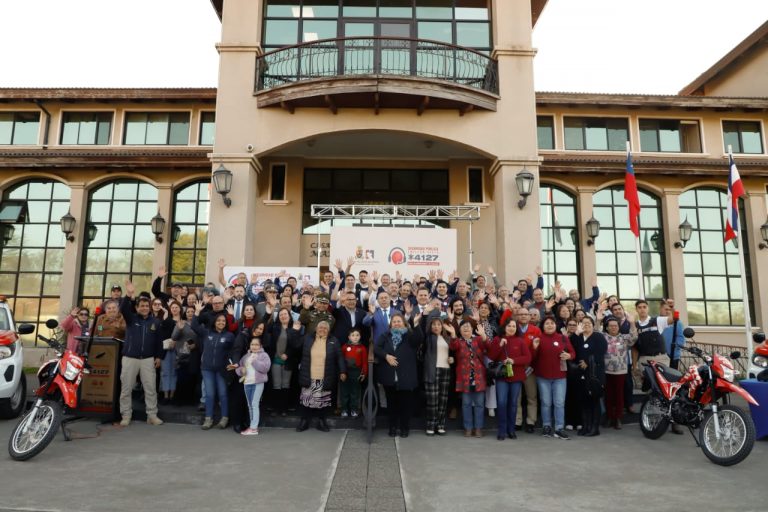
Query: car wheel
[[0, 374, 27, 419]]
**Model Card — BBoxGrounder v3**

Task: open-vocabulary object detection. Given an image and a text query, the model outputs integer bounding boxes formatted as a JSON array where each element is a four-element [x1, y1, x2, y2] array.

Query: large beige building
[[1, 1, 767, 349]]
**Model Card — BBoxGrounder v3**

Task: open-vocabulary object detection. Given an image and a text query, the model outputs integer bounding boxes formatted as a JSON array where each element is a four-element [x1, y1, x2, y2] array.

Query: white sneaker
[[488, 409, 496, 417], [147, 416, 164, 426], [350, 411, 358, 418], [341, 411, 349, 418], [119, 416, 131, 427], [241, 428, 258, 436]]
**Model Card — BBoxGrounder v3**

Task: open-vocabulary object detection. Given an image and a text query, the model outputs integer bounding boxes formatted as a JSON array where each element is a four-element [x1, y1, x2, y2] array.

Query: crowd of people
[[63, 257, 687, 440]]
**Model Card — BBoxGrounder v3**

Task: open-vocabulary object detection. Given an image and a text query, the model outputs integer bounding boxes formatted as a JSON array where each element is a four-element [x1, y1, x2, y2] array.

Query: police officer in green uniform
[[299, 292, 336, 335]]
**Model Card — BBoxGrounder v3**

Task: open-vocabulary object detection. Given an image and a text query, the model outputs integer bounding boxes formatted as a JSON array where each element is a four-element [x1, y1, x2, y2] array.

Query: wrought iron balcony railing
[[255, 37, 499, 95]]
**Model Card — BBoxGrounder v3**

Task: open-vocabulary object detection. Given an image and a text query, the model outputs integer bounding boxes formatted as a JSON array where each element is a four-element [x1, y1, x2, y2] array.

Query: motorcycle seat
[[657, 364, 683, 383]]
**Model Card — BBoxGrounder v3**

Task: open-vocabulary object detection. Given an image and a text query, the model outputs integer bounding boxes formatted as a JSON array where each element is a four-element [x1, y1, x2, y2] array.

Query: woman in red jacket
[[532, 316, 575, 440], [488, 318, 531, 441], [446, 321, 490, 438]]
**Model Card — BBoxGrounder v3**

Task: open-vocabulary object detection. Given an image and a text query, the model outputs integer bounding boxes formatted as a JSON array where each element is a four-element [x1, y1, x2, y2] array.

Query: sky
[[0, 0, 766, 94]]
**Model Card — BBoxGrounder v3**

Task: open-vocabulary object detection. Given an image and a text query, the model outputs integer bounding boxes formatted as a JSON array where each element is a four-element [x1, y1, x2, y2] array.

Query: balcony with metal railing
[[254, 37, 499, 115]]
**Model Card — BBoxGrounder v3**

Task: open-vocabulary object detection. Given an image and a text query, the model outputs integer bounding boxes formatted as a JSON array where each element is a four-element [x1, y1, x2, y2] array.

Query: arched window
[[593, 186, 667, 314], [0, 180, 70, 345], [79, 180, 158, 309], [170, 181, 210, 285], [539, 185, 580, 292], [679, 187, 754, 325]]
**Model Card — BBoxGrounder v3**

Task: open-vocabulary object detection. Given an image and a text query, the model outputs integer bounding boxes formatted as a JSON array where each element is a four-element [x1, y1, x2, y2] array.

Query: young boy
[[341, 327, 368, 417]]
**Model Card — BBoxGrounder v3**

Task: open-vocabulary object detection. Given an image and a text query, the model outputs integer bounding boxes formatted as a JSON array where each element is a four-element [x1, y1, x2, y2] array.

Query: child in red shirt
[[341, 328, 368, 417]]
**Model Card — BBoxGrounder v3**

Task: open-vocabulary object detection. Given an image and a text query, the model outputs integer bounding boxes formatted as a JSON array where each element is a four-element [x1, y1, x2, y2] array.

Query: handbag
[[584, 355, 604, 398], [486, 342, 513, 383]]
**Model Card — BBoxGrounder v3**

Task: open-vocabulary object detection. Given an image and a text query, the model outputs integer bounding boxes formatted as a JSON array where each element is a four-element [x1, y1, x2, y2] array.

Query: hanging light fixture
[[212, 164, 233, 207], [59, 211, 76, 242], [87, 223, 98, 244], [173, 224, 182, 243], [585, 216, 600, 246], [758, 216, 768, 250], [674, 217, 693, 248], [1, 224, 15, 244], [150, 212, 166, 243], [515, 169, 535, 209]]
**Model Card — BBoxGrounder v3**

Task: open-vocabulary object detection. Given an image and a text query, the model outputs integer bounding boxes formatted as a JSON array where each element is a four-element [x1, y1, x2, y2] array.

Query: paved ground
[[1, 415, 766, 512]]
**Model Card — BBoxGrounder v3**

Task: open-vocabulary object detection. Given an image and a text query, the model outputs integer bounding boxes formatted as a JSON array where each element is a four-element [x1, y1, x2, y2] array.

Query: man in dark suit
[[363, 290, 395, 345], [226, 284, 253, 322], [333, 291, 369, 343]]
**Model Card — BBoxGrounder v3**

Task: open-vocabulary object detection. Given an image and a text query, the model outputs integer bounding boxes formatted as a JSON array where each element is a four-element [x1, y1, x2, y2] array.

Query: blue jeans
[[244, 383, 265, 430], [495, 380, 523, 436], [201, 370, 228, 418], [461, 391, 485, 430], [537, 377, 566, 430]]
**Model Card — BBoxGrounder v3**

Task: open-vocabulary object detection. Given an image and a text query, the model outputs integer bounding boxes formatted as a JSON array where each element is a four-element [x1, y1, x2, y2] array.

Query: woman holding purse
[[487, 318, 531, 441]]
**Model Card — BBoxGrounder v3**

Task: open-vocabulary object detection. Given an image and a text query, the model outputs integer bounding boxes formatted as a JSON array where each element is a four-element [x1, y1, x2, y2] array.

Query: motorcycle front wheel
[[640, 395, 669, 439], [8, 400, 62, 461], [699, 404, 755, 466]]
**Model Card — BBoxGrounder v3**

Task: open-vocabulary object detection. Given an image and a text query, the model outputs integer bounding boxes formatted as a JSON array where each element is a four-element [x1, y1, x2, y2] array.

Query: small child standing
[[233, 338, 271, 436], [341, 328, 368, 417]]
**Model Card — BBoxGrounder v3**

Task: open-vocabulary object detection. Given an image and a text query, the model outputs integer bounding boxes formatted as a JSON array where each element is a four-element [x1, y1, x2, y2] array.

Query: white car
[[0, 300, 35, 419]]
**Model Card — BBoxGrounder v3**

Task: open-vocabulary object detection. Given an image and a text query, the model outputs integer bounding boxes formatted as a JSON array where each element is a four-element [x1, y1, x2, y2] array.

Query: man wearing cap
[[299, 292, 335, 335], [256, 284, 280, 320], [152, 266, 184, 304], [100, 284, 123, 311]]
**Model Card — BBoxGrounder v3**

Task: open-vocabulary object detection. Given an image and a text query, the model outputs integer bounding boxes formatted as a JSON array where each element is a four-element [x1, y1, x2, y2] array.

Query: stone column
[[490, 160, 542, 285], [205, 155, 262, 283], [59, 183, 86, 312], [746, 192, 768, 330], [576, 187, 596, 294], [151, 184, 173, 283], [660, 190, 688, 324]]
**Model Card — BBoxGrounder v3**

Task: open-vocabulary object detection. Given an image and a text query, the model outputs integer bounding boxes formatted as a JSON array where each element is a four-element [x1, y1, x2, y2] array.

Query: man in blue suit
[[363, 290, 394, 344]]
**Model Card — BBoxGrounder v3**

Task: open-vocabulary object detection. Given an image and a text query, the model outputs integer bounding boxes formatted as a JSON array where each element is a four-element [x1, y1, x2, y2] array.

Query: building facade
[[1, 1, 767, 349]]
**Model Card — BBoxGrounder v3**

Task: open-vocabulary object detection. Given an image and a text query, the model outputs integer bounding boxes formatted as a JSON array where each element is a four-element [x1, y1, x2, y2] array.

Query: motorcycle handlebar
[[36, 334, 60, 350]]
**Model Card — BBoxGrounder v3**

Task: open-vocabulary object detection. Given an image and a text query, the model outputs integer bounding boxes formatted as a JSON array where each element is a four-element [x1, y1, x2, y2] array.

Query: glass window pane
[[1, 249, 19, 271], [12, 113, 40, 144], [303, 0, 339, 17], [199, 112, 215, 145], [44, 248, 64, 271], [564, 122, 583, 150], [145, 113, 169, 144], [114, 182, 138, 200], [168, 114, 190, 145], [418, 21, 452, 43], [416, 0, 452, 19], [741, 127, 763, 153], [138, 183, 158, 201], [265, 19, 299, 45], [380, 0, 412, 18], [124, 113, 147, 144], [266, 0, 300, 17], [17, 273, 42, 296], [687, 301, 706, 325], [111, 201, 137, 223], [107, 249, 132, 272], [27, 181, 53, 200], [109, 225, 135, 247], [537, 116, 554, 150], [0, 113, 12, 144], [343, 0, 376, 17], [174, 202, 197, 223], [134, 225, 156, 248], [456, 22, 489, 48], [456, 0, 489, 20], [85, 249, 107, 272]]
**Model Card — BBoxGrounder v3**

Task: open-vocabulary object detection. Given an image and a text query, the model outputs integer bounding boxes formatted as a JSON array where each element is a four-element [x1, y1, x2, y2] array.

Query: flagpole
[[728, 145, 754, 358], [628, 141, 646, 300]]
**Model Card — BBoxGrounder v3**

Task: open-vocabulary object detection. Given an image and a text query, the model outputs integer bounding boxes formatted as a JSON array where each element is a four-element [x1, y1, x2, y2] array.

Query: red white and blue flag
[[624, 150, 641, 237], [724, 154, 745, 242]]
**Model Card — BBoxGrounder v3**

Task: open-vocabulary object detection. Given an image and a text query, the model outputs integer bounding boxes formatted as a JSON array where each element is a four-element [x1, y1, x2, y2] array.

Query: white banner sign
[[330, 227, 457, 278], [223, 266, 319, 293]]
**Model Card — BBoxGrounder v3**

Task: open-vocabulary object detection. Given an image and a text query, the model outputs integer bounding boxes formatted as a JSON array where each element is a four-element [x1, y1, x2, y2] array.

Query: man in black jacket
[[119, 281, 164, 427], [333, 291, 369, 343]]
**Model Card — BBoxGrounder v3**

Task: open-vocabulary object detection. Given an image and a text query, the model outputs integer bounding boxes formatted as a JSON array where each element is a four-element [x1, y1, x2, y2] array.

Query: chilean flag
[[624, 150, 641, 237], [724, 154, 745, 242]]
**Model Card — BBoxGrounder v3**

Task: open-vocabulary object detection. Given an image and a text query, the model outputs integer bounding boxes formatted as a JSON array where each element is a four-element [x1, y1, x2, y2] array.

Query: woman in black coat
[[374, 311, 424, 438], [266, 308, 302, 416], [573, 316, 607, 436], [291, 320, 347, 432]]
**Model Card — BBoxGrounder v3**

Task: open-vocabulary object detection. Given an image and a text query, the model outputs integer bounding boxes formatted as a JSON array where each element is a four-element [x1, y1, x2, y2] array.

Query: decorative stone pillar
[[576, 187, 596, 295], [661, 190, 688, 324], [59, 183, 86, 312]]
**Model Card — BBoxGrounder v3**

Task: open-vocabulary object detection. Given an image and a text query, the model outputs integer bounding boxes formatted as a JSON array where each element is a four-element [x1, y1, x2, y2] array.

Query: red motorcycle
[[8, 314, 103, 461], [639, 327, 758, 466]]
